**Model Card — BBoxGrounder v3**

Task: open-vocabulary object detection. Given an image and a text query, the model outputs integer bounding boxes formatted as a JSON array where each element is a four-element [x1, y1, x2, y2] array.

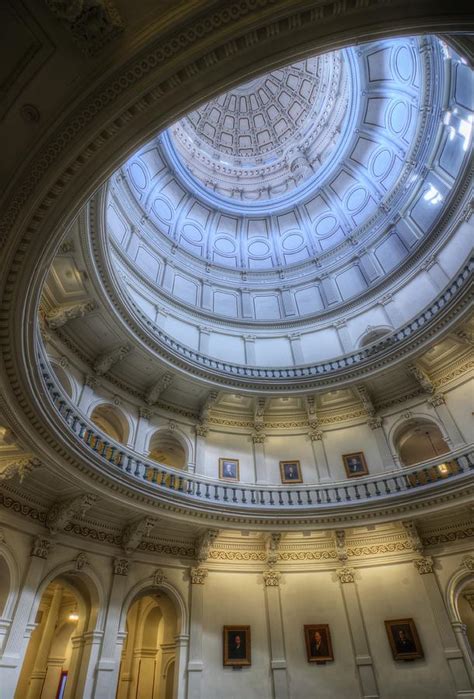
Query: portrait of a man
[[223, 625, 251, 666], [385, 619, 423, 660], [219, 458, 240, 481], [304, 624, 334, 663], [280, 460, 303, 484], [342, 451, 369, 478]]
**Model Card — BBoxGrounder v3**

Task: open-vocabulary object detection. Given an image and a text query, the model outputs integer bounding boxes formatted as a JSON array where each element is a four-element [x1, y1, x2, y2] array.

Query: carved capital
[[195, 529, 219, 564], [190, 566, 208, 584], [195, 423, 209, 438], [121, 517, 156, 554], [46, 493, 98, 534], [367, 416, 383, 430], [402, 520, 424, 555], [263, 569, 281, 586], [308, 429, 323, 441], [153, 568, 166, 586], [252, 431, 266, 444], [139, 406, 152, 420], [336, 566, 355, 584], [31, 536, 52, 559], [46, 301, 96, 329], [113, 558, 129, 576], [414, 556, 435, 575], [427, 392, 446, 407]]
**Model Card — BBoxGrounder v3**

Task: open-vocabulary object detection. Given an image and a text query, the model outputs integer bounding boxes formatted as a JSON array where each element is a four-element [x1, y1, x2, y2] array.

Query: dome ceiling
[[99, 36, 473, 374], [168, 51, 352, 202]]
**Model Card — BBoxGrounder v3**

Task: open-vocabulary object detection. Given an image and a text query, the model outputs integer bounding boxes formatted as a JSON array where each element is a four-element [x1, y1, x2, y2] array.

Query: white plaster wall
[[440, 379, 473, 445], [322, 422, 383, 479], [203, 431, 256, 481], [263, 435, 318, 484]]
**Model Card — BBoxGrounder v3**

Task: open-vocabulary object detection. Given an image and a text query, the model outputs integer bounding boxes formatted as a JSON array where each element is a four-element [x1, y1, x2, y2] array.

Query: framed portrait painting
[[342, 451, 369, 478], [280, 460, 303, 484], [385, 618, 424, 661], [223, 625, 251, 666], [219, 458, 240, 481], [304, 624, 334, 663]]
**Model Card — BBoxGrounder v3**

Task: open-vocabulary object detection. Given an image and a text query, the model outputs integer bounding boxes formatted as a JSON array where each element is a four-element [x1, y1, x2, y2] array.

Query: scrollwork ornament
[[75, 552, 89, 571], [462, 555, 474, 571], [113, 558, 129, 576], [153, 568, 166, 586], [31, 536, 52, 559]]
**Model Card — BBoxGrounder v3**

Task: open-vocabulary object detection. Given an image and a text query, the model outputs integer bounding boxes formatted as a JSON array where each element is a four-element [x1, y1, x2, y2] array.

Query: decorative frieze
[[190, 566, 208, 584]]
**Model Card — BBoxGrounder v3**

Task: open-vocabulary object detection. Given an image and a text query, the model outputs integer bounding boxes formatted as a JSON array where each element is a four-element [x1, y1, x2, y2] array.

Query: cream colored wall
[[0, 523, 473, 698], [200, 572, 273, 699]]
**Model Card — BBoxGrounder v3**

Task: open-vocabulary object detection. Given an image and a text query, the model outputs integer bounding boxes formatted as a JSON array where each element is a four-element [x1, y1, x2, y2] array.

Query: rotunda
[[0, 3, 473, 699]]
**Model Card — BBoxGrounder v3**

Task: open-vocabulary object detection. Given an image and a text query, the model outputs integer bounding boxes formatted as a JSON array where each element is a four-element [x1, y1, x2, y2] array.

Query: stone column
[[308, 431, 331, 482], [281, 288, 296, 317], [427, 394, 466, 448], [92, 558, 130, 699], [133, 408, 152, 453], [367, 418, 397, 470], [336, 567, 379, 699], [241, 289, 253, 319], [263, 570, 289, 699], [253, 433, 269, 484], [379, 293, 404, 327], [288, 333, 304, 364], [243, 335, 256, 365], [194, 426, 207, 476], [174, 633, 189, 699], [198, 326, 211, 354], [414, 557, 473, 696], [0, 536, 52, 699], [187, 567, 208, 699], [321, 274, 340, 306], [26, 585, 63, 699], [40, 655, 65, 698], [451, 621, 474, 686], [74, 630, 104, 699], [334, 319, 353, 353]]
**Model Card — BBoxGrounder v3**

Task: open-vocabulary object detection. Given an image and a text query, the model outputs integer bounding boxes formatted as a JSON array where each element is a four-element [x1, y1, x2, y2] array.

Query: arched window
[[394, 418, 449, 467], [148, 431, 186, 470], [90, 404, 129, 444]]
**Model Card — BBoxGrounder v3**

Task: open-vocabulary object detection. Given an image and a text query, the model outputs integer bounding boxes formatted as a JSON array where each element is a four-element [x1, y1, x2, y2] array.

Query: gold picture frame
[[342, 451, 369, 478], [304, 624, 334, 663], [279, 460, 303, 484], [219, 458, 240, 481], [385, 618, 424, 661], [223, 625, 251, 666]]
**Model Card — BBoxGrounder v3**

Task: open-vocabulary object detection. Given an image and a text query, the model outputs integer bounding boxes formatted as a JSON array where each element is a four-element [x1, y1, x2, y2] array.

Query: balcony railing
[[39, 359, 474, 513]]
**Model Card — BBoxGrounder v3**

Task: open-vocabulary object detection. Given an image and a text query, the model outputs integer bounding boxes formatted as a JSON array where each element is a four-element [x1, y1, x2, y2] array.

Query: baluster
[[151, 468, 158, 483], [116, 452, 124, 469], [259, 491, 265, 505], [100, 441, 109, 458], [324, 488, 331, 503], [223, 486, 228, 502], [241, 489, 247, 504], [196, 482, 201, 497], [354, 484, 361, 500], [306, 491, 313, 505], [334, 487, 341, 503], [251, 490, 256, 505], [91, 435, 99, 452], [364, 483, 371, 499], [316, 490, 321, 505], [108, 446, 117, 463], [126, 456, 133, 473], [169, 475, 175, 490], [178, 476, 184, 491], [205, 484, 210, 499], [134, 461, 141, 478], [278, 491, 284, 506], [287, 491, 293, 506], [71, 416, 79, 432], [269, 490, 274, 505], [143, 465, 149, 481], [382, 479, 390, 495], [296, 490, 303, 505], [373, 480, 381, 496], [393, 476, 402, 492], [232, 488, 238, 503], [78, 423, 86, 439], [213, 485, 219, 500], [343, 486, 351, 501]]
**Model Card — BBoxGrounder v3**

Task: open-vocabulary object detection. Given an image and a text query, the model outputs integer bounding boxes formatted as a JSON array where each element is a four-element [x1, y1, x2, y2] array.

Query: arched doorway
[[15, 575, 98, 699], [90, 404, 129, 444], [116, 591, 178, 699]]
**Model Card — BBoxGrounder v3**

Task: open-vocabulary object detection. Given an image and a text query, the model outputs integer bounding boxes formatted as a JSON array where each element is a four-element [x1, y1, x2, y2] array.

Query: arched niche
[[117, 590, 178, 699], [147, 430, 187, 470], [393, 417, 450, 466], [0, 554, 12, 624], [358, 326, 392, 348], [89, 403, 130, 444], [458, 584, 474, 651]]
